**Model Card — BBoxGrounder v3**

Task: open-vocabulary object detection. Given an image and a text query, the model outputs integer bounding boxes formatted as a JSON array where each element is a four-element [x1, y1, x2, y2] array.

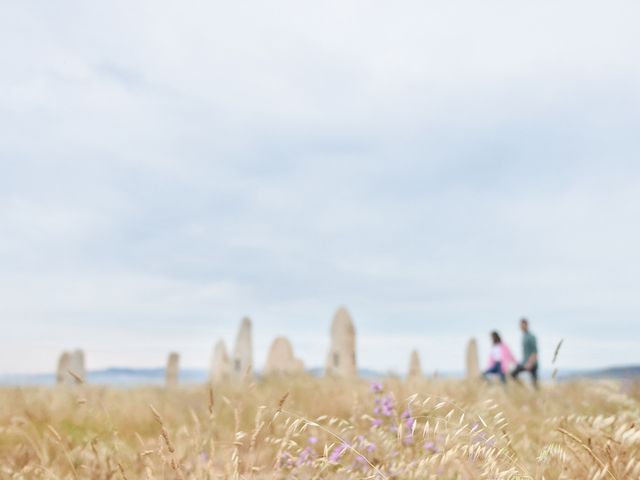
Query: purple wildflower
[[379, 395, 394, 416], [279, 452, 295, 468], [401, 409, 416, 430], [296, 447, 314, 466], [329, 443, 349, 462]]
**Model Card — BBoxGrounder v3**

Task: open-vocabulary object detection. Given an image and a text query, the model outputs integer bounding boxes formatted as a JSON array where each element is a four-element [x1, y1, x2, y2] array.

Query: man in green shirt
[[511, 318, 539, 388]]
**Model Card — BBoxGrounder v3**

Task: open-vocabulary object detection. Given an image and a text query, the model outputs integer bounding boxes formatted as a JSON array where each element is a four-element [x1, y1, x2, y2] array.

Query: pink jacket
[[486, 343, 516, 374]]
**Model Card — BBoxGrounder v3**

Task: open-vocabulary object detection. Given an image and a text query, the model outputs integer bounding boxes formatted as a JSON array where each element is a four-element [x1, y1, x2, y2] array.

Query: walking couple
[[483, 318, 539, 388]]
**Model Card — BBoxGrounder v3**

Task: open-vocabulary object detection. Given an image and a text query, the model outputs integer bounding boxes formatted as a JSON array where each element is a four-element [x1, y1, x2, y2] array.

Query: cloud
[[1, 0, 639, 373]]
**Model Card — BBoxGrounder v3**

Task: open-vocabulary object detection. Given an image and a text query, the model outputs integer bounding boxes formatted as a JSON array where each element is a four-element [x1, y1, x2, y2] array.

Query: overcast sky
[[1, 1, 639, 374]]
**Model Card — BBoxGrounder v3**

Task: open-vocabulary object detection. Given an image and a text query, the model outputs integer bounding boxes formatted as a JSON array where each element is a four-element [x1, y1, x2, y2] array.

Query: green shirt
[[523, 331, 538, 364]]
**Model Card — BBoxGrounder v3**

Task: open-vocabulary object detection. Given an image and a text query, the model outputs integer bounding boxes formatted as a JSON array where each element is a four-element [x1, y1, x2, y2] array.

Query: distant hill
[[1, 365, 638, 386], [0, 367, 209, 387], [0, 367, 394, 386], [87, 367, 208, 385], [559, 365, 640, 380]]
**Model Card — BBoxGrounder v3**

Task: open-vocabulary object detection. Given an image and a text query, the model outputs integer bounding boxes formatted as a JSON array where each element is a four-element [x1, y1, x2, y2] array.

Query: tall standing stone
[[466, 338, 480, 379], [325, 306, 357, 377], [408, 349, 422, 379], [57, 349, 85, 384], [232, 317, 253, 380], [165, 352, 180, 387], [56, 351, 71, 384], [210, 340, 231, 383], [264, 336, 304, 375], [69, 349, 86, 383]]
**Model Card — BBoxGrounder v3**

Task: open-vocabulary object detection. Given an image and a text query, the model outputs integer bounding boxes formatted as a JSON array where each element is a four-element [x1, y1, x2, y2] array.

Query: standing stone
[[466, 338, 480, 379], [264, 336, 304, 375], [57, 349, 85, 384], [232, 317, 253, 380], [56, 352, 71, 384], [165, 352, 180, 387], [68, 349, 86, 383], [210, 340, 231, 383], [408, 349, 422, 379], [325, 306, 357, 377]]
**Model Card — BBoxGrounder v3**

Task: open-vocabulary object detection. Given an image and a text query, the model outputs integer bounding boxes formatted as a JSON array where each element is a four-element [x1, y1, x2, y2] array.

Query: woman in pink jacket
[[483, 331, 516, 384]]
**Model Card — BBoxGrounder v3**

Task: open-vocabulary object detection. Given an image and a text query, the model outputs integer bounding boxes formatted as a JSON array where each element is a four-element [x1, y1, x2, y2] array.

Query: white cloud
[[1, 0, 639, 374]]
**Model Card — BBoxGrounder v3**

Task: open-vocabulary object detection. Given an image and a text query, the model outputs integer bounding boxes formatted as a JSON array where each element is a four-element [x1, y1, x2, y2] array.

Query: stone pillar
[[165, 352, 180, 387], [57, 349, 85, 384], [70, 350, 85, 383], [466, 338, 480, 379], [210, 340, 231, 383], [325, 306, 357, 377], [56, 352, 71, 384], [264, 336, 304, 375], [232, 317, 253, 380], [408, 349, 422, 379]]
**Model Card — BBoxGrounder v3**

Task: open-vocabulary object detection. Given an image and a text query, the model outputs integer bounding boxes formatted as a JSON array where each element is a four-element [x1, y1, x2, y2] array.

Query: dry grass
[[1, 377, 639, 479]]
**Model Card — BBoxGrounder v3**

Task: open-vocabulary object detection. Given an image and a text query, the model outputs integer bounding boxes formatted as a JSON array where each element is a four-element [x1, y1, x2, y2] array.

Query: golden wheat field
[[1, 377, 639, 480]]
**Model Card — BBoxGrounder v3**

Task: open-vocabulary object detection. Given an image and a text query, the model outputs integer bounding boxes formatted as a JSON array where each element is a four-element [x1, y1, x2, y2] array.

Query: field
[[1, 377, 639, 479]]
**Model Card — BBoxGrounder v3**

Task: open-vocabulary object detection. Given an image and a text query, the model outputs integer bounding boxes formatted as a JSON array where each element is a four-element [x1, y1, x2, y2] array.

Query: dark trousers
[[483, 362, 506, 384], [511, 363, 538, 388]]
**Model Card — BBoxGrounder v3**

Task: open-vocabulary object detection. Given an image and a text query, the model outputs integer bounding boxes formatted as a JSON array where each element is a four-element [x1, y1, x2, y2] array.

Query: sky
[[1, 1, 640, 375]]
